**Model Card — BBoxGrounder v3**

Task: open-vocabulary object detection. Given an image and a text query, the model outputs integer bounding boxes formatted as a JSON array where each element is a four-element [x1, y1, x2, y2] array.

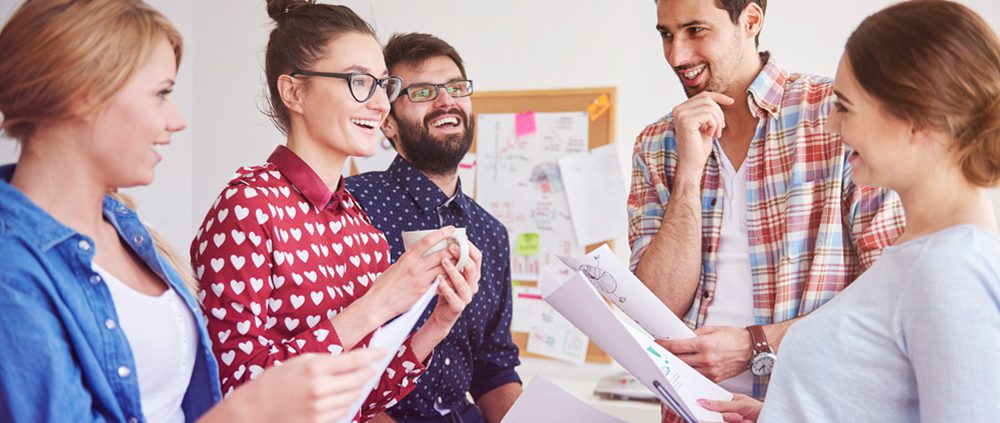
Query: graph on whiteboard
[[476, 112, 588, 279]]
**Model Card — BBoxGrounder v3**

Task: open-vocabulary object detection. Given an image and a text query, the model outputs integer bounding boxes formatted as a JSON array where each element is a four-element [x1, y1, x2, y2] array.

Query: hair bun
[[266, 0, 312, 22]]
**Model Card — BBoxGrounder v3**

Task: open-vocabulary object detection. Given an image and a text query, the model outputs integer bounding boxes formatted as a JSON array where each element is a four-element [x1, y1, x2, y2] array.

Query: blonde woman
[[0, 1, 380, 422]]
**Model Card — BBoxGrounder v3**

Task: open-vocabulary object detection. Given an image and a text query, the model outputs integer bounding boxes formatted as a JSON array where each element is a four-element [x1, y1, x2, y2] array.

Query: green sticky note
[[514, 233, 540, 256]]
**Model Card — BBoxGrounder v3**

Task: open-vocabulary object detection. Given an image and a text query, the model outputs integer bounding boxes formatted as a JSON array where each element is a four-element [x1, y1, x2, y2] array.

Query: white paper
[[540, 271, 730, 423], [457, 153, 476, 197], [476, 112, 588, 279], [558, 143, 628, 246], [511, 284, 544, 333], [501, 376, 627, 423], [352, 132, 397, 174], [335, 280, 439, 423], [558, 244, 695, 340]]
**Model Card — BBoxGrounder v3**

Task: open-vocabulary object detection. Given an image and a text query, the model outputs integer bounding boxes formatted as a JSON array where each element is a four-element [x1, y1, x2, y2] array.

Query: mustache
[[423, 107, 468, 126]]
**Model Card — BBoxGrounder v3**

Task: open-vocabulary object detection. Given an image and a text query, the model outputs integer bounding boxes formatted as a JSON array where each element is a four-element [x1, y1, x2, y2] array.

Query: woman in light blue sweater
[[702, 1, 1000, 421]]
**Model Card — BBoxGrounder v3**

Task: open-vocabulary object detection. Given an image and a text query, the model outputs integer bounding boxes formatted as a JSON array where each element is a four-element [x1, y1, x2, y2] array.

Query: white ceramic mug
[[401, 227, 469, 269]]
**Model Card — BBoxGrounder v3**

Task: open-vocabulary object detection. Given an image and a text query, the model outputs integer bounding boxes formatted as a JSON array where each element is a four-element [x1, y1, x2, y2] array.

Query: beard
[[393, 107, 474, 176]]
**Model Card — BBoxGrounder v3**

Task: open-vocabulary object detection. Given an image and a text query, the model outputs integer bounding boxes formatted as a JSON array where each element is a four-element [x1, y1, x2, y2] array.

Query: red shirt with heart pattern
[[191, 146, 428, 422]]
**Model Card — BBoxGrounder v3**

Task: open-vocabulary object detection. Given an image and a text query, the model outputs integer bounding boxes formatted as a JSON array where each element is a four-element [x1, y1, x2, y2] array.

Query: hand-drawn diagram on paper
[[476, 112, 588, 279]]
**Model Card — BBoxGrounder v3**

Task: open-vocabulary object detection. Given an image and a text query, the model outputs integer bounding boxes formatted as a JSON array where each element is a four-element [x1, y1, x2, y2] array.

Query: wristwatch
[[747, 325, 777, 376]]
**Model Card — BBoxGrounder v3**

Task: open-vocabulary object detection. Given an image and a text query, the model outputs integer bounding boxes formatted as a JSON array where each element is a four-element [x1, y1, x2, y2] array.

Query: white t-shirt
[[759, 225, 1000, 422], [95, 264, 198, 423], [703, 146, 756, 395]]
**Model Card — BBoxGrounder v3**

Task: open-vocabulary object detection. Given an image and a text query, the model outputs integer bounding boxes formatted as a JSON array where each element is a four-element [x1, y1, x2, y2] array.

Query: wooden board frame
[[471, 87, 617, 364]]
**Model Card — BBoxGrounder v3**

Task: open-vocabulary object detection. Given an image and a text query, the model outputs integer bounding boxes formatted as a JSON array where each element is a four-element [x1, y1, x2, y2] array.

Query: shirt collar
[[387, 155, 472, 215], [267, 145, 347, 209], [0, 164, 139, 253], [746, 52, 787, 118]]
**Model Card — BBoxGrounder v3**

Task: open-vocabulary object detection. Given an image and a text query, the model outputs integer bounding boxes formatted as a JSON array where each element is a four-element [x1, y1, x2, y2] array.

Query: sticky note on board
[[515, 232, 540, 256], [587, 94, 611, 121], [515, 111, 537, 137]]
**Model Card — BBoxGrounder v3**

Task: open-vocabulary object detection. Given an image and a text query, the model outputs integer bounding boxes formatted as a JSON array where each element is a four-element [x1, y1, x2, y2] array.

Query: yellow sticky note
[[587, 94, 611, 121], [514, 233, 540, 256]]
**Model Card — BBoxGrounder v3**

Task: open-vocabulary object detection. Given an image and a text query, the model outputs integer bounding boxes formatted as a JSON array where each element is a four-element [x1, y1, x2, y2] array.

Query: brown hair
[[383, 32, 467, 80], [0, 0, 182, 142], [264, 0, 376, 134], [846, 0, 1000, 187], [716, 0, 767, 47]]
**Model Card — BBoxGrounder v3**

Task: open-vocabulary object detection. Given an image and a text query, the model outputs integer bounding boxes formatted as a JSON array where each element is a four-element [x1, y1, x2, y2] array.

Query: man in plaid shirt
[[629, 1, 905, 420]]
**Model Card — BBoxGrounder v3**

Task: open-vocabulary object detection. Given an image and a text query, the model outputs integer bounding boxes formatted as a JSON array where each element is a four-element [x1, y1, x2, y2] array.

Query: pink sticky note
[[515, 111, 537, 137]]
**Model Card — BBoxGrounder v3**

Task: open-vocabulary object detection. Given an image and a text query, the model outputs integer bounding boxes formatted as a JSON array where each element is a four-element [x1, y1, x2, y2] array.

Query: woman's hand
[[698, 394, 763, 423], [363, 227, 458, 320], [200, 349, 383, 423], [426, 242, 482, 330]]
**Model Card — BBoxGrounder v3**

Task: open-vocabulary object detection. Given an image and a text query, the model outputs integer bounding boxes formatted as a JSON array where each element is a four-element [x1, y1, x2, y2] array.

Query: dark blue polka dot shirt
[[346, 155, 521, 421]]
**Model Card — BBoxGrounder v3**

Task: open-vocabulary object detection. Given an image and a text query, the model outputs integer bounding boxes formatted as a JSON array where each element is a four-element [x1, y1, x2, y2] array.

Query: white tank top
[[95, 264, 198, 423], [702, 146, 756, 395]]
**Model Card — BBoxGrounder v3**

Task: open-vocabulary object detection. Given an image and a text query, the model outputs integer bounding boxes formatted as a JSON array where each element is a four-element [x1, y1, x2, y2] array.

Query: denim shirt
[[0, 164, 221, 423]]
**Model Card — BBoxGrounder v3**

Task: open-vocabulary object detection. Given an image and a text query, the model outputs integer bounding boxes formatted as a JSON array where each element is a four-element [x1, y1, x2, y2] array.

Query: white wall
[[2, 0, 1000, 249]]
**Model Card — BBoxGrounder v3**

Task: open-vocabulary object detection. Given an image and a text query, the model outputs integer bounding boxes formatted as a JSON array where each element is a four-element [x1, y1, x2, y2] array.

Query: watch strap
[[747, 325, 772, 354]]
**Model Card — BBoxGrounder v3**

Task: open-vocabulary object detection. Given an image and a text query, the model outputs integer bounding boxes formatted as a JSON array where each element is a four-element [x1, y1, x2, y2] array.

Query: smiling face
[[291, 32, 391, 159], [830, 54, 921, 190], [88, 38, 186, 188], [656, 0, 758, 97], [385, 55, 473, 175]]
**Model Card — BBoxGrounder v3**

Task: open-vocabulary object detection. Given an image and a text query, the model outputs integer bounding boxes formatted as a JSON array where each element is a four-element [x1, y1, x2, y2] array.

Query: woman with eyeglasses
[[699, 1, 1000, 421], [189, 1, 481, 422], [0, 1, 385, 422]]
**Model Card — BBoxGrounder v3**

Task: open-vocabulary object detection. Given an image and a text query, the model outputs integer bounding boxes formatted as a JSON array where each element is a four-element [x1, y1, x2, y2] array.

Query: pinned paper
[[514, 232, 540, 256], [457, 153, 476, 197], [587, 94, 611, 122], [511, 284, 545, 333], [514, 111, 537, 137]]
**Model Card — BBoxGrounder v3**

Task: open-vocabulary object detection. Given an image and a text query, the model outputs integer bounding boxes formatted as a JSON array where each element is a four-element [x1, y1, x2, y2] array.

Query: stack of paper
[[540, 269, 730, 423], [558, 244, 695, 340]]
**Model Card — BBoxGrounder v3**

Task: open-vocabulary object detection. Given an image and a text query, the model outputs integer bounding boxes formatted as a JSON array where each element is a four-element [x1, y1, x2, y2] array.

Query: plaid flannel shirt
[[627, 56, 905, 420]]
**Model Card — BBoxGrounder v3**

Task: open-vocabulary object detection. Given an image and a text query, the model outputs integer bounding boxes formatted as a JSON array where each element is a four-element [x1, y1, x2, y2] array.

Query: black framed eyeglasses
[[290, 70, 403, 103], [399, 80, 474, 103]]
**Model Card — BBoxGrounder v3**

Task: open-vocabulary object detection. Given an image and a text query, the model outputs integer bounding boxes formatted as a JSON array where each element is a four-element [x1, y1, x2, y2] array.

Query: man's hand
[[657, 326, 752, 382], [671, 92, 735, 175]]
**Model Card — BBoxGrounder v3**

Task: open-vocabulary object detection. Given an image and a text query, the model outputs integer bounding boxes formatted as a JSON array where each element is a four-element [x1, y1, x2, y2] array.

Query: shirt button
[[132, 234, 145, 245], [90, 274, 102, 285], [77, 240, 91, 251], [128, 417, 139, 423], [117, 366, 131, 378], [437, 396, 443, 403], [703, 290, 712, 299], [105, 319, 117, 330], [444, 358, 451, 366], [117, 205, 129, 215]]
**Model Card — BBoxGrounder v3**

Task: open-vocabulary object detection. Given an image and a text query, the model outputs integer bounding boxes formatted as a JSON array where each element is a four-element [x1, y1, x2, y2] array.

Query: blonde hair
[[109, 192, 198, 295], [0, 1, 195, 296], [0, 0, 183, 142]]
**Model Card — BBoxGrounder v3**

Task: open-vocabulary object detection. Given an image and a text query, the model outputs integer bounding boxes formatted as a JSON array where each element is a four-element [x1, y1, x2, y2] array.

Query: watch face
[[750, 352, 777, 376]]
